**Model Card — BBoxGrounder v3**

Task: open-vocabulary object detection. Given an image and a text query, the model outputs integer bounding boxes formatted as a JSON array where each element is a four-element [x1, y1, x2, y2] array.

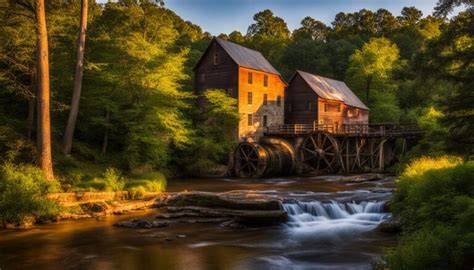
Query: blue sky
[[164, 0, 445, 35]]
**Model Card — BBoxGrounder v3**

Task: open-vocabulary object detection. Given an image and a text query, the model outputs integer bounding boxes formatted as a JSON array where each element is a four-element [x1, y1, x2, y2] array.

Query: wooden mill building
[[285, 70, 369, 132], [193, 37, 286, 142]]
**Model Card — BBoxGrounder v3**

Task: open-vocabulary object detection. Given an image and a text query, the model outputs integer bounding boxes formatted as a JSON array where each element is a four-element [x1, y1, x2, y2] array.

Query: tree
[[434, 0, 474, 17], [292, 17, 328, 42], [346, 37, 399, 107], [398, 7, 423, 26], [62, 0, 88, 154], [424, 12, 474, 158], [247, 9, 290, 40], [35, 0, 54, 180]]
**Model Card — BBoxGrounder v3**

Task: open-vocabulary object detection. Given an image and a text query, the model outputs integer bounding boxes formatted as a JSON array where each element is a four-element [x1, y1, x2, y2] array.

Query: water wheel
[[300, 131, 340, 173], [233, 142, 267, 178]]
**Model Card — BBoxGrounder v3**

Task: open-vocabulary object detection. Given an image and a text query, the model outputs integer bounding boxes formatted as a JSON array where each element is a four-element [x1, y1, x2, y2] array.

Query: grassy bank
[[0, 161, 167, 227], [384, 156, 474, 270]]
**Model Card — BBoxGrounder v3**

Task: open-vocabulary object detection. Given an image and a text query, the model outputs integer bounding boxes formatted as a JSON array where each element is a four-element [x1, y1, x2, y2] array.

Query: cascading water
[[282, 200, 390, 239]]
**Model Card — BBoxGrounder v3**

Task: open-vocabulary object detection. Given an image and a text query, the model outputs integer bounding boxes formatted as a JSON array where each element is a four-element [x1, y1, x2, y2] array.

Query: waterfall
[[281, 200, 389, 238]]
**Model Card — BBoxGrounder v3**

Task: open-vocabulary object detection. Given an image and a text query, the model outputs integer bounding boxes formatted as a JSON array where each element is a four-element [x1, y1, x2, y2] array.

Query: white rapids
[[282, 200, 390, 239]]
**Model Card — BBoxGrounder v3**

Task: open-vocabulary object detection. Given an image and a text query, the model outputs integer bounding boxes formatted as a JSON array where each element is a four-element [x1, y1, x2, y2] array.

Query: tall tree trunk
[[35, 0, 54, 180], [62, 0, 88, 154], [101, 110, 110, 154]]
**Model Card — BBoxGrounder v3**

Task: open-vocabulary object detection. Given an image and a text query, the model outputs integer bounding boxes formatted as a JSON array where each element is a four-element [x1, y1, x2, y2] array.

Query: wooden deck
[[265, 123, 423, 137]]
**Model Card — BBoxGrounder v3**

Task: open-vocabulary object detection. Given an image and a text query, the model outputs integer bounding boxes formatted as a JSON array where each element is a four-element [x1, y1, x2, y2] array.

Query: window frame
[[247, 114, 253, 126], [263, 74, 268, 87], [276, 96, 281, 107], [213, 52, 219, 65], [247, 92, 253, 105], [263, 93, 268, 106], [248, 72, 253, 84], [263, 115, 268, 127]]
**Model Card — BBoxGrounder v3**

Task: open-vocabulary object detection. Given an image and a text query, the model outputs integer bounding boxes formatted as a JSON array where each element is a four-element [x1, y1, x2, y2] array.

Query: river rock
[[336, 173, 385, 183], [161, 191, 281, 211], [80, 202, 108, 213], [159, 206, 287, 225], [114, 218, 169, 228], [377, 218, 402, 233]]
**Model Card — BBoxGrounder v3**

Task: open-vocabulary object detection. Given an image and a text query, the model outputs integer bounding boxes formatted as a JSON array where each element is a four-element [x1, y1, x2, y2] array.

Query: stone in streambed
[[161, 191, 281, 211], [377, 218, 402, 233]]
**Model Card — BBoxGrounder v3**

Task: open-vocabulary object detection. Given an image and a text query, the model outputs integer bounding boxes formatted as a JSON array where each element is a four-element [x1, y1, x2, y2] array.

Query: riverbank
[[0, 174, 397, 270]]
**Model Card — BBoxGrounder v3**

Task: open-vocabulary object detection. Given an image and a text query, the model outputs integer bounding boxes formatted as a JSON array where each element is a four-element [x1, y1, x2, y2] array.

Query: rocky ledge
[[114, 191, 287, 229]]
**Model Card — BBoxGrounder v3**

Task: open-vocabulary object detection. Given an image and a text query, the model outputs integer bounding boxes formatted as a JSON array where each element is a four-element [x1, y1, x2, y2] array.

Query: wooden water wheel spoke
[[300, 131, 340, 173]]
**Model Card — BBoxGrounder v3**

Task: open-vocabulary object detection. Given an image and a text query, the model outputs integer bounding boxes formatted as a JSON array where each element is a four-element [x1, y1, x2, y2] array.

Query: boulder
[[336, 174, 386, 183], [114, 218, 169, 228], [161, 191, 281, 211], [377, 218, 402, 234]]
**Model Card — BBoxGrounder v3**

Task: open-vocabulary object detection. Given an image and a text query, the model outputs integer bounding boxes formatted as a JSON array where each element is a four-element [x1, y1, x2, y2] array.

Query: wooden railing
[[266, 123, 422, 136]]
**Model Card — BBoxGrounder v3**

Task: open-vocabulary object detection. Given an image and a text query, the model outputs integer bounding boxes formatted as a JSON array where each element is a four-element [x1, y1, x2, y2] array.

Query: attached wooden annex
[[193, 37, 286, 142], [285, 70, 369, 132]]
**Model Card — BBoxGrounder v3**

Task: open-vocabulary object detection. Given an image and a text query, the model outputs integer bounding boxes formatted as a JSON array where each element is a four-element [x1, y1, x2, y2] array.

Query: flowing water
[[0, 175, 396, 270]]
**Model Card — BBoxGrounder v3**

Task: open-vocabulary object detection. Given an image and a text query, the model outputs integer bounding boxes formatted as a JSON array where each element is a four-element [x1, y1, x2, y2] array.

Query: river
[[0, 175, 396, 270]]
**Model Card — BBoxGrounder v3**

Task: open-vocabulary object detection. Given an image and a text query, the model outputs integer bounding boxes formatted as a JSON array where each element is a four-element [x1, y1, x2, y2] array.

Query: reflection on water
[[0, 176, 396, 270]]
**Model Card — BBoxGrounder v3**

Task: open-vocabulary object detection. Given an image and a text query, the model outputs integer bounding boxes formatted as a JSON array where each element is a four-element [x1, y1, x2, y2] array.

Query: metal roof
[[296, 70, 369, 110], [215, 37, 281, 76]]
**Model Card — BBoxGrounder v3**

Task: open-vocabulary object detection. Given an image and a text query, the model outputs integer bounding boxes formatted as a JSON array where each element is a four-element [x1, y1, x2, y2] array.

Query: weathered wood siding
[[285, 73, 319, 125], [194, 40, 238, 100], [286, 72, 369, 131], [238, 67, 285, 141]]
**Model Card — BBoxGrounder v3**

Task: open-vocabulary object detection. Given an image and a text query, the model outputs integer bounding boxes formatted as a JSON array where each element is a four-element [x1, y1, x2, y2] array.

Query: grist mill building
[[285, 70, 369, 133], [193, 37, 286, 142]]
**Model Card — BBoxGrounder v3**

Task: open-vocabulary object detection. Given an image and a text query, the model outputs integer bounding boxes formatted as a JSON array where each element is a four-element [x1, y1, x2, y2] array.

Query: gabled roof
[[292, 70, 369, 110], [193, 37, 281, 76]]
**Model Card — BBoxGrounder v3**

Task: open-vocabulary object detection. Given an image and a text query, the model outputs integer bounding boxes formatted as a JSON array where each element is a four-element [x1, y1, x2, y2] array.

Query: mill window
[[263, 94, 268, 106], [226, 88, 233, 96], [248, 72, 253, 84], [277, 96, 281, 107], [247, 92, 253, 105], [307, 101, 312, 111], [337, 104, 341, 112], [324, 103, 328, 112], [213, 52, 219, 65], [248, 114, 253, 126], [263, 115, 268, 127], [263, 75, 268, 87]]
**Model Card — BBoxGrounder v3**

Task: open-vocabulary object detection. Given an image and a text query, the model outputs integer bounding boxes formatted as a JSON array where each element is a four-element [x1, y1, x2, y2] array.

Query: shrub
[[125, 171, 167, 194], [386, 157, 474, 269], [0, 163, 61, 225], [103, 167, 125, 191]]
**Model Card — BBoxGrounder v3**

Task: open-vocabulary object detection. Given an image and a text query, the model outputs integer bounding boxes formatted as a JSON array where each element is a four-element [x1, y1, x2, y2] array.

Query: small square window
[[263, 94, 268, 106], [248, 114, 253, 126], [248, 72, 253, 84], [263, 115, 268, 127], [263, 75, 268, 87], [247, 92, 253, 104], [277, 96, 281, 107]]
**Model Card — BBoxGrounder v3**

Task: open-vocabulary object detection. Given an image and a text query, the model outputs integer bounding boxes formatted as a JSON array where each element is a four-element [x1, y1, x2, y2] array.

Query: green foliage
[[126, 171, 167, 199], [0, 164, 61, 225], [178, 89, 239, 176], [386, 157, 474, 269], [346, 37, 401, 120]]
